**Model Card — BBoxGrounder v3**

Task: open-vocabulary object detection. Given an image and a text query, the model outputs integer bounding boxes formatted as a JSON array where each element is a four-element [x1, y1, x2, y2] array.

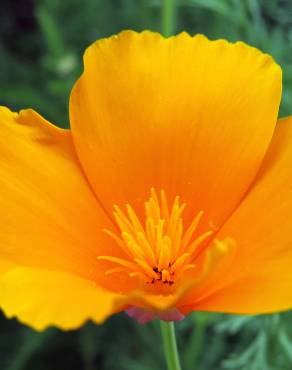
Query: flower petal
[[70, 30, 281, 232], [0, 263, 190, 330], [0, 266, 121, 331], [0, 107, 122, 286], [181, 116, 292, 314]]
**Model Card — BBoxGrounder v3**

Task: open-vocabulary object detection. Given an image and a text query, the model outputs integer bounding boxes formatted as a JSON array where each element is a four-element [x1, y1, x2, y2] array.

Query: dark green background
[[1, 1, 292, 369]]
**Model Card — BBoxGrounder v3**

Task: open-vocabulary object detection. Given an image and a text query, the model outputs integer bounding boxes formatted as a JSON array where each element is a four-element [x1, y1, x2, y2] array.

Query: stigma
[[98, 189, 214, 288]]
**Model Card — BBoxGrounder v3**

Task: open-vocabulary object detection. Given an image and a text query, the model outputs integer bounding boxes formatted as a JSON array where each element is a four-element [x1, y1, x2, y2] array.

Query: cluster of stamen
[[98, 189, 214, 287]]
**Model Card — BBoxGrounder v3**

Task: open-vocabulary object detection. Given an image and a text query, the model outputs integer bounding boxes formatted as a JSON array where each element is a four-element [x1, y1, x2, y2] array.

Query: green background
[[1, 0, 292, 369]]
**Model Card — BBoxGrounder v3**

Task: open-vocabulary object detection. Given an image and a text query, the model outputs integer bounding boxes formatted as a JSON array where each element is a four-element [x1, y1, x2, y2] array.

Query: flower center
[[98, 189, 214, 288]]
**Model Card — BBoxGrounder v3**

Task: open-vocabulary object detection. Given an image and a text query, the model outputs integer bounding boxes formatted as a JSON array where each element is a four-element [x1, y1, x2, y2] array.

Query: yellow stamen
[[155, 219, 165, 255], [129, 271, 147, 280], [181, 210, 204, 249], [146, 217, 156, 247], [97, 256, 137, 270], [161, 269, 171, 282], [151, 187, 160, 208], [160, 190, 170, 222], [121, 232, 145, 259], [113, 207, 136, 236], [158, 244, 170, 271], [103, 229, 132, 258], [128, 241, 146, 260], [170, 253, 190, 272], [185, 230, 214, 257], [126, 204, 145, 233], [171, 218, 183, 260], [134, 258, 158, 280], [136, 232, 157, 265], [99, 189, 228, 288], [105, 267, 127, 276]]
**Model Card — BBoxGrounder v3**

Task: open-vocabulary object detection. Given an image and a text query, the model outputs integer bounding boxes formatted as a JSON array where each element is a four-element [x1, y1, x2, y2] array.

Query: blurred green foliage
[[0, 0, 292, 369]]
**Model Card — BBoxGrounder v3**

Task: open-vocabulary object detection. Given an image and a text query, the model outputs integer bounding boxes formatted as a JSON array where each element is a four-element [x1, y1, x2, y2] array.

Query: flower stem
[[161, 0, 176, 37], [160, 321, 182, 370]]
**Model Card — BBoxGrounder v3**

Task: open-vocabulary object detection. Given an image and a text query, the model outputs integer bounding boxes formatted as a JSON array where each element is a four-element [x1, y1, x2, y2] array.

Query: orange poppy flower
[[0, 30, 291, 331]]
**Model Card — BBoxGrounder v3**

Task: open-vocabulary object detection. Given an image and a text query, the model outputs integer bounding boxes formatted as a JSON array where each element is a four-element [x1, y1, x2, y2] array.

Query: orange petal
[[181, 116, 292, 314], [0, 266, 122, 331], [0, 107, 123, 286], [70, 30, 281, 233], [0, 263, 195, 330]]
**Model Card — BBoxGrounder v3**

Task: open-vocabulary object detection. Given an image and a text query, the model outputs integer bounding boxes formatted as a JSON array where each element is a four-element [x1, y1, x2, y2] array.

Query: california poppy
[[0, 30, 291, 331]]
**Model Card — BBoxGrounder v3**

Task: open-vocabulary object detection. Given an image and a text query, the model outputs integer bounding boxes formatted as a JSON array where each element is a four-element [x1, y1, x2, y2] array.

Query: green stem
[[160, 321, 182, 370], [161, 0, 176, 37]]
